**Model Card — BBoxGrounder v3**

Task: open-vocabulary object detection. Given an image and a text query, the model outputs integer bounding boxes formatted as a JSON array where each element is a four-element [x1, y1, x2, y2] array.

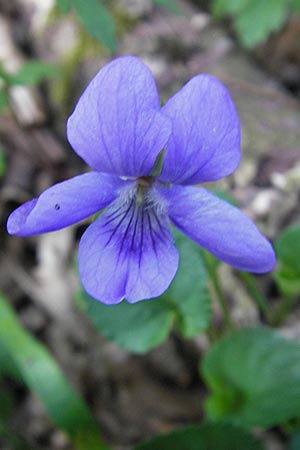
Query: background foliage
[[2, 0, 300, 449]]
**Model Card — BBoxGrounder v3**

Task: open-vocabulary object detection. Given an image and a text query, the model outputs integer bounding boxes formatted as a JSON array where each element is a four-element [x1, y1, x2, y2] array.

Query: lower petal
[[159, 185, 276, 273], [7, 172, 125, 235], [78, 189, 179, 304]]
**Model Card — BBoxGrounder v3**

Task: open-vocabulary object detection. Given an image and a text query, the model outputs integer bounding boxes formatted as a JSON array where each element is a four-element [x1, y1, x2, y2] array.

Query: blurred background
[[1, 0, 300, 449]]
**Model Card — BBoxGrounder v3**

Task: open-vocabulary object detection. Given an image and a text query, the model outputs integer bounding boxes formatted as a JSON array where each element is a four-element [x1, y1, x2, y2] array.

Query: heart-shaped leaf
[[202, 326, 300, 427], [134, 422, 264, 450]]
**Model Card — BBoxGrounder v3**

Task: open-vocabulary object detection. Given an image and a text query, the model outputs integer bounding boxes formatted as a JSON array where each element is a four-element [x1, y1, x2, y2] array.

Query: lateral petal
[[159, 185, 276, 273], [67, 56, 171, 177], [78, 189, 179, 304], [160, 74, 241, 185], [7, 172, 125, 235]]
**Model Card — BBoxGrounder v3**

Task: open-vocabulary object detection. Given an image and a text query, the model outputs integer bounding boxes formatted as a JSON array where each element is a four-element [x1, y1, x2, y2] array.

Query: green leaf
[[290, 431, 300, 450], [0, 148, 6, 177], [0, 341, 17, 378], [12, 61, 60, 86], [212, 0, 290, 46], [0, 294, 109, 450], [134, 422, 264, 450], [290, 0, 300, 10], [72, 0, 116, 51], [212, 0, 251, 18], [164, 228, 211, 337], [0, 63, 13, 84], [153, 0, 182, 14], [0, 89, 9, 111], [202, 327, 300, 427], [274, 271, 300, 296], [0, 388, 32, 449], [0, 389, 14, 423], [79, 230, 211, 353], [56, 0, 71, 12], [275, 224, 300, 276], [234, 0, 288, 47], [80, 292, 175, 353], [274, 224, 300, 295]]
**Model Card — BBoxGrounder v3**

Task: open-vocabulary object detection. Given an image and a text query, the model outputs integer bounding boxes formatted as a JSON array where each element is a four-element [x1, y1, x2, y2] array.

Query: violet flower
[[7, 56, 276, 304]]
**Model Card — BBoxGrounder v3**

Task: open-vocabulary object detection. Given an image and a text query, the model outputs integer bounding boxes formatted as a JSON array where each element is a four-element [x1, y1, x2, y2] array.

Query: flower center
[[137, 175, 152, 187], [136, 176, 153, 206]]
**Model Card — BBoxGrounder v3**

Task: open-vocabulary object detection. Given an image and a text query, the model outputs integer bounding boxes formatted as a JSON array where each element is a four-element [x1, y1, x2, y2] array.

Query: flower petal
[[67, 56, 171, 177], [159, 185, 276, 273], [78, 189, 179, 304], [160, 74, 241, 185], [7, 172, 125, 236]]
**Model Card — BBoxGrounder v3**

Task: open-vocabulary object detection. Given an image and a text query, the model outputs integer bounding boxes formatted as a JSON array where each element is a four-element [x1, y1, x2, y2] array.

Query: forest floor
[[1, 0, 300, 449]]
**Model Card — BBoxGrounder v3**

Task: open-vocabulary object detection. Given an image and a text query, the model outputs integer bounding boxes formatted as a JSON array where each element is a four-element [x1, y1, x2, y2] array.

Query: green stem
[[239, 271, 270, 321], [203, 252, 234, 331], [273, 293, 294, 326]]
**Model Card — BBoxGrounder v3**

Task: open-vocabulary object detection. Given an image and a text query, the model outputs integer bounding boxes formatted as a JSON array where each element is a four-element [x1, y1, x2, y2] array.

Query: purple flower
[[7, 56, 276, 304]]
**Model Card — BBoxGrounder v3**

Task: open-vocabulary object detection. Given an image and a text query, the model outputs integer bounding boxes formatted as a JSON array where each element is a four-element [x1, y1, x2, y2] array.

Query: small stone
[[50, 430, 70, 449], [250, 189, 277, 217], [115, 0, 153, 20], [270, 172, 288, 190], [190, 13, 210, 32]]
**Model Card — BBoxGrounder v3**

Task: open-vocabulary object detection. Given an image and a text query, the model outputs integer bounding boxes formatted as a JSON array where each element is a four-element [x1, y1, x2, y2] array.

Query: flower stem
[[203, 252, 234, 331], [272, 293, 294, 325], [239, 271, 270, 321]]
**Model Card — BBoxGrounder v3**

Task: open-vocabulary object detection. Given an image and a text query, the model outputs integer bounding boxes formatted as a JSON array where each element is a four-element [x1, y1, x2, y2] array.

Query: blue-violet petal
[[160, 185, 276, 273], [78, 187, 179, 304], [67, 56, 171, 177], [7, 172, 125, 235], [160, 74, 241, 185]]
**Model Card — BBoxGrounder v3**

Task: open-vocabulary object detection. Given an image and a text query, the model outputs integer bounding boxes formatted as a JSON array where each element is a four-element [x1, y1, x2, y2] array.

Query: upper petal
[[67, 56, 171, 177], [78, 187, 179, 304], [7, 172, 125, 236], [159, 185, 276, 273], [160, 74, 241, 185]]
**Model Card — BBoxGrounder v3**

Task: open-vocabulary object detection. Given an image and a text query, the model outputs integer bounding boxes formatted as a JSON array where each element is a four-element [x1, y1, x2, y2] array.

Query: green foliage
[[11, 61, 60, 86], [290, 431, 300, 450], [55, 0, 182, 51], [0, 148, 6, 177], [0, 89, 9, 111], [0, 389, 14, 422], [134, 422, 264, 450], [0, 63, 11, 83], [153, 0, 182, 14], [212, 0, 300, 47], [0, 388, 32, 449], [0, 61, 59, 87], [79, 230, 211, 353], [166, 228, 211, 337], [56, 0, 71, 12], [202, 327, 300, 427], [72, 0, 116, 51], [80, 292, 174, 353], [275, 224, 300, 275], [0, 63, 10, 112], [291, 0, 300, 6], [0, 294, 109, 450], [213, 0, 249, 17], [274, 224, 300, 296], [0, 60, 59, 114]]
